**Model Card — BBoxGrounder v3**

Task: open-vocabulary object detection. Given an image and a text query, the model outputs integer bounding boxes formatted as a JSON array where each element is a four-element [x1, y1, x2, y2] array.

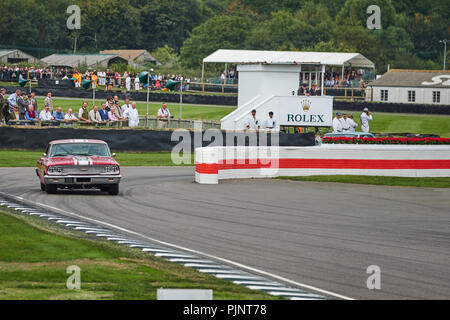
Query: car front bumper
[[44, 174, 121, 186]]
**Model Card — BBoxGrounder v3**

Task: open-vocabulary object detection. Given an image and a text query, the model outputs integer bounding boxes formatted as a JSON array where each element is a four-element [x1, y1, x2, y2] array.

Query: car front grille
[[63, 165, 103, 175]]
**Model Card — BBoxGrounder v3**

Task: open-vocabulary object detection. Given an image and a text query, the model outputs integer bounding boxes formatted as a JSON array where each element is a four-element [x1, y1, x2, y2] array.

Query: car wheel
[[40, 183, 46, 191], [46, 184, 57, 194], [108, 184, 119, 196]]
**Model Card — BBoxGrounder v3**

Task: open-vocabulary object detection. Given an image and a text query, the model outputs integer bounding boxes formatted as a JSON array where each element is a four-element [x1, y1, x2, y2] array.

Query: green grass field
[[0, 150, 190, 167], [278, 176, 450, 188], [0, 209, 277, 300]]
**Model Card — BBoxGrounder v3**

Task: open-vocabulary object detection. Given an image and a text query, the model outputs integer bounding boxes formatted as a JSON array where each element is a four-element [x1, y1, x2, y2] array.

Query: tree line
[[0, 0, 448, 74]]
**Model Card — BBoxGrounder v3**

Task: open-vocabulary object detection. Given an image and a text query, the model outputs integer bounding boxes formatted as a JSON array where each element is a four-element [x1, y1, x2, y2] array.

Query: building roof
[[0, 49, 42, 62], [368, 69, 450, 88], [0, 49, 16, 57], [41, 53, 126, 68], [99, 49, 159, 63], [203, 49, 375, 68]]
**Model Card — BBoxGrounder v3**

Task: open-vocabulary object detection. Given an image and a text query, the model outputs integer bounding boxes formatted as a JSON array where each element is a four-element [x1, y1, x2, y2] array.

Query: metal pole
[[146, 72, 150, 127], [443, 40, 447, 71], [321, 65, 325, 96], [179, 80, 183, 121], [308, 72, 312, 89], [201, 62, 205, 93]]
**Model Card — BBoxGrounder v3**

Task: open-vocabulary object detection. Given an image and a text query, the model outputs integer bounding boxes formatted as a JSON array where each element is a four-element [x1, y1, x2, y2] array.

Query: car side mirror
[[112, 153, 116, 158]]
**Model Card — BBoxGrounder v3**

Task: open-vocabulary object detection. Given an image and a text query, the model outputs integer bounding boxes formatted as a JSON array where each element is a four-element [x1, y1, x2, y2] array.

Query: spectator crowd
[[0, 88, 177, 129], [0, 65, 53, 82], [0, 64, 191, 93]]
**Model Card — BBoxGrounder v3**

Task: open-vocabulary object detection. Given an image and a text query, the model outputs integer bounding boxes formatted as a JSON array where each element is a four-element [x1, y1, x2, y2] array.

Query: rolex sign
[[277, 96, 333, 127]]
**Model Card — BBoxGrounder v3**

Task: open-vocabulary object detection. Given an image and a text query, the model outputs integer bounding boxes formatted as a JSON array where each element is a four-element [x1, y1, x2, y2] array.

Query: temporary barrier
[[195, 145, 450, 184]]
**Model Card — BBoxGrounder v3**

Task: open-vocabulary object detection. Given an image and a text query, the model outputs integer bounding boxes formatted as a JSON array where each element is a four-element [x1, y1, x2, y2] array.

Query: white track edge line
[[0, 192, 354, 300]]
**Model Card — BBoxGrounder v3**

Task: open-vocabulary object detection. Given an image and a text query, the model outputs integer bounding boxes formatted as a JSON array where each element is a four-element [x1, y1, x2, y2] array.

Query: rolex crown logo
[[301, 99, 311, 112]]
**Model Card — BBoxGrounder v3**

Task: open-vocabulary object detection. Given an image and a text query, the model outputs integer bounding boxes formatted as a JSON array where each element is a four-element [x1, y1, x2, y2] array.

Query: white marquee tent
[[203, 49, 375, 68]]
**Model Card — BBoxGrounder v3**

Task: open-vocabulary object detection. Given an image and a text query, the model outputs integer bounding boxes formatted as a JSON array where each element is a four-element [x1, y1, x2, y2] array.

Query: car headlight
[[104, 165, 119, 173], [48, 166, 64, 174]]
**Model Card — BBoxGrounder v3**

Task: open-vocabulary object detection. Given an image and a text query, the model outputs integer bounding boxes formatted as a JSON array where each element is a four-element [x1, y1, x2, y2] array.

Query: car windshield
[[50, 143, 110, 157]]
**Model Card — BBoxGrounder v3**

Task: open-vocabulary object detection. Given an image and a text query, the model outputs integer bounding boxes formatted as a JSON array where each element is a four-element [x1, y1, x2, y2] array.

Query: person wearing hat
[[332, 112, 343, 133], [0, 88, 8, 124], [245, 109, 260, 130], [263, 111, 277, 131], [360, 108, 373, 133]]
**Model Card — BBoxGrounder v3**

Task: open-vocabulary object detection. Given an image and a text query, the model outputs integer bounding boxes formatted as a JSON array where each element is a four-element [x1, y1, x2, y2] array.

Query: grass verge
[[0, 150, 192, 167], [0, 209, 278, 300], [277, 175, 450, 188]]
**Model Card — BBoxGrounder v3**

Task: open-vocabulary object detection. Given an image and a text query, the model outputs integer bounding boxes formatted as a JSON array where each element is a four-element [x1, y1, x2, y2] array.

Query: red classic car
[[36, 139, 122, 195]]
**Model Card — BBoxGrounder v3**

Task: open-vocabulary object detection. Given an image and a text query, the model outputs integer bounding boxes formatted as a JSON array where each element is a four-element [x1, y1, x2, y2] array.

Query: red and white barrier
[[195, 145, 450, 184]]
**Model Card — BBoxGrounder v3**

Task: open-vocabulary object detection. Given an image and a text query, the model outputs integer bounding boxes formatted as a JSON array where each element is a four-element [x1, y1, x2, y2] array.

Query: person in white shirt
[[123, 102, 140, 127], [98, 71, 105, 86], [360, 108, 373, 133], [347, 114, 358, 132], [39, 106, 54, 121], [121, 98, 132, 114], [245, 109, 260, 130], [340, 113, 351, 133], [125, 75, 131, 92], [332, 112, 343, 133], [157, 103, 171, 129], [64, 108, 78, 127], [134, 76, 140, 92], [263, 112, 277, 131]]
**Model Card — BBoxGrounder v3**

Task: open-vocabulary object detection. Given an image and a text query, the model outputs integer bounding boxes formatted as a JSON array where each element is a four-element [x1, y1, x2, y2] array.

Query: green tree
[[406, 13, 450, 61], [374, 26, 413, 58], [152, 45, 179, 66], [180, 14, 254, 68], [336, 0, 396, 29], [245, 7, 333, 51], [139, 0, 201, 50]]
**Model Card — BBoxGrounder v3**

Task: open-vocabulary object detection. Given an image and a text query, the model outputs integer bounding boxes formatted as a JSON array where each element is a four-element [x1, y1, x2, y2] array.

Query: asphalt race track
[[1, 167, 449, 300]]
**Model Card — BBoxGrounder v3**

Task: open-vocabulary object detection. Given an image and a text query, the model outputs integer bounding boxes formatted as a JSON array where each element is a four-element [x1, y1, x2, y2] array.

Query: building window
[[433, 91, 440, 103], [407, 90, 416, 102], [380, 90, 388, 101]]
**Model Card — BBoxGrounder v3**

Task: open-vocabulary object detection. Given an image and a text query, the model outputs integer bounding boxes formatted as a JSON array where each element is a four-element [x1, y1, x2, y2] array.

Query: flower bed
[[322, 137, 450, 145]]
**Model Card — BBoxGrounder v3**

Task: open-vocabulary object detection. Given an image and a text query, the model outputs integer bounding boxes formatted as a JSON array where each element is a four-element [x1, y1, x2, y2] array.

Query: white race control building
[[201, 49, 375, 131]]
